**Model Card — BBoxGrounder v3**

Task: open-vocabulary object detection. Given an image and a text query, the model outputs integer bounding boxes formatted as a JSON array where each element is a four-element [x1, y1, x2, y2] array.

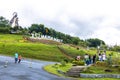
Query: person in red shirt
[[18, 55, 22, 63]]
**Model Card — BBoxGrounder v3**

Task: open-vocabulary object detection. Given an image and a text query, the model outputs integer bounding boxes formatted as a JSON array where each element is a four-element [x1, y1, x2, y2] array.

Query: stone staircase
[[66, 66, 85, 77]]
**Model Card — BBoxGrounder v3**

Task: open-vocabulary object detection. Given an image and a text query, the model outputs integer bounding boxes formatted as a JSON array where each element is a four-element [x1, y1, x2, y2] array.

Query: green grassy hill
[[0, 34, 65, 61], [59, 44, 118, 58], [0, 34, 119, 62]]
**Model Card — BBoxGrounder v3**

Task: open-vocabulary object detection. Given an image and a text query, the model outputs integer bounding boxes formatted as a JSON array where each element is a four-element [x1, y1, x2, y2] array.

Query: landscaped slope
[[0, 34, 118, 62], [0, 34, 65, 61]]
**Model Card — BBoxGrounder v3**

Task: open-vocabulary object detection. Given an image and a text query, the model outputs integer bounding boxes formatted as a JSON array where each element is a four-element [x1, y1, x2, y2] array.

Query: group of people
[[98, 53, 106, 61], [14, 53, 22, 63], [84, 51, 107, 65]]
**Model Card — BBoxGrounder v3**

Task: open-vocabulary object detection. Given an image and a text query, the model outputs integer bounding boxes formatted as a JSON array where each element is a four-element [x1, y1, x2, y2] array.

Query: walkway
[[0, 55, 73, 80]]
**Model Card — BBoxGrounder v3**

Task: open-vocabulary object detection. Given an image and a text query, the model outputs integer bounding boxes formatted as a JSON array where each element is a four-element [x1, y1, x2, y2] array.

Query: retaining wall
[[80, 73, 120, 78]]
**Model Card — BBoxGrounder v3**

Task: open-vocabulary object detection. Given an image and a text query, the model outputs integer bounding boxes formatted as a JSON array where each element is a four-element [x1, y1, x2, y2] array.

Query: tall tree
[[72, 37, 80, 45], [29, 24, 42, 33], [86, 38, 105, 47], [39, 24, 45, 35], [0, 16, 10, 33], [0, 16, 10, 27]]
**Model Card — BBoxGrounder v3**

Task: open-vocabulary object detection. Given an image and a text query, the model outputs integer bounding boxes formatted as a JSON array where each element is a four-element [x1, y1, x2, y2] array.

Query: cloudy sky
[[0, 0, 120, 45]]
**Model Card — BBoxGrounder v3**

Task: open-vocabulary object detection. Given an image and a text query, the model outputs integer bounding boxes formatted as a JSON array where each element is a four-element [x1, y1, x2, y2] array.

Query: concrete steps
[[66, 66, 85, 77]]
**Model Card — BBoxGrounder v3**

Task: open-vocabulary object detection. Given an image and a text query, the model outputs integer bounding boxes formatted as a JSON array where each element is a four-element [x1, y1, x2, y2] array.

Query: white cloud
[[0, 0, 120, 45], [93, 27, 120, 45]]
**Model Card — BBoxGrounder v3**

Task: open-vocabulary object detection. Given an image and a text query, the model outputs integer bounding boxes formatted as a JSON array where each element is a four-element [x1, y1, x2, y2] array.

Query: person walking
[[89, 55, 92, 64], [15, 53, 18, 63], [102, 53, 106, 61], [92, 54, 96, 64], [98, 53, 102, 61], [18, 55, 22, 63], [84, 54, 89, 65]]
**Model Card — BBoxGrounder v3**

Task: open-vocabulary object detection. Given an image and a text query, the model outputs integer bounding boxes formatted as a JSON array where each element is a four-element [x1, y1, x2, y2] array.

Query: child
[[15, 53, 18, 63], [18, 55, 22, 63]]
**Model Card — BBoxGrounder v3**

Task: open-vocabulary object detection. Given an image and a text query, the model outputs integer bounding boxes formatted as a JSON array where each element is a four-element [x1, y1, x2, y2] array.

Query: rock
[[104, 69, 112, 72], [112, 65, 119, 68], [57, 70, 65, 74], [4, 65, 7, 68]]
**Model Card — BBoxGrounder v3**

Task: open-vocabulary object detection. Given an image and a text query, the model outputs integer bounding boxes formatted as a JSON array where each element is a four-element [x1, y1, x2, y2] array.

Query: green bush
[[0, 27, 10, 33], [95, 61, 108, 67], [112, 57, 120, 65], [72, 60, 85, 66], [60, 60, 66, 67], [118, 67, 120, 72]]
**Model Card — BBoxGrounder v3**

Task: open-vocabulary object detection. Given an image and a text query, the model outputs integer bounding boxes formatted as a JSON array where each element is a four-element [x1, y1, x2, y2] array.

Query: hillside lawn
[[0, 34, 65, 61], [59, 44, 119, 58], [0, 34, 119, 62]]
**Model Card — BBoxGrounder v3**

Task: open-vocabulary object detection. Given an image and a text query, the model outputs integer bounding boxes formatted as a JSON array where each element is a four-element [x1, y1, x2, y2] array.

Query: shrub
[[60, 60, 66, 67], [0, 27, 10, 33], [112, 57, 120, 66], [63, 58, 69, 63], [95, 61, 108, 67], [118, 67, 120, 72], [76, 47, 79, 50], [52, 63, 59, 69], [72, 60, 85, 66]]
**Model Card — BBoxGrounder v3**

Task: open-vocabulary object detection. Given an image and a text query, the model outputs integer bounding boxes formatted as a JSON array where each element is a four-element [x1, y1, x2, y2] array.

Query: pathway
[[0, 55, 74, 80]]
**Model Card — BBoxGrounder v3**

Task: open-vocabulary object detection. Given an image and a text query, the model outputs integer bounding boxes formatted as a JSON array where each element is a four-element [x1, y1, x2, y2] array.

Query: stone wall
[[80, 73, 120, 78]]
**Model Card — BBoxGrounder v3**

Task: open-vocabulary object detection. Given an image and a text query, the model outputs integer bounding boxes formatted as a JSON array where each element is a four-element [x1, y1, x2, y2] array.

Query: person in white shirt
[[102, 53, 106, 61]]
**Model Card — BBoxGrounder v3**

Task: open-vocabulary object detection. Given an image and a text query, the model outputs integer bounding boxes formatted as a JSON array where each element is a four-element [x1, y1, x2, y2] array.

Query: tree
[[38, 32, 42, 38], [0, 16, 10, 27], [72, 37, 80, 45], [65, 34, 72, 44], [86, 38, 105, 47], [111, 45, 120, 52], [39, 24, 45, 35], [79, 41, 87, 47], [20, 27, 29, 35], [0, 16, 10, 33], [50, 29, 57, 39], [28, 23, 88, 46], [44, 27, 49, 37], [29, 24, 39, 33]]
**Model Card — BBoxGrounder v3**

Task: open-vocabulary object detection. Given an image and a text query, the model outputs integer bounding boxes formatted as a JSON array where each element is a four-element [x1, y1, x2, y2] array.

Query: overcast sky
[[0, 0, 120, 45]]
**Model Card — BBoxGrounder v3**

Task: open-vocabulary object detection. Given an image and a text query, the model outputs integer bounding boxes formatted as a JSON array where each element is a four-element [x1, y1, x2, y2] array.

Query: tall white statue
[[10, 12, 19, 28]]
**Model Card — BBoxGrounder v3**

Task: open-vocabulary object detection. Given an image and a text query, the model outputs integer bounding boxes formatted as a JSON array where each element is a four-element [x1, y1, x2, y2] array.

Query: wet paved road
[[0, 55, 74, 80]]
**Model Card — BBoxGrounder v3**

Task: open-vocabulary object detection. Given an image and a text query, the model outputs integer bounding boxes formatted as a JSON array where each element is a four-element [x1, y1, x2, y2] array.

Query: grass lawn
[[44, 63, 72, 76], [59, 44, 119, 59]]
